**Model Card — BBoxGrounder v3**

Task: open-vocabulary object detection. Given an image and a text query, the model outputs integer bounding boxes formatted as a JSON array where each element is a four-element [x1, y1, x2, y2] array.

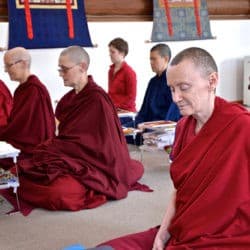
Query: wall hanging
[[8, 0, 93, 49], [151, 0, 214, 42]]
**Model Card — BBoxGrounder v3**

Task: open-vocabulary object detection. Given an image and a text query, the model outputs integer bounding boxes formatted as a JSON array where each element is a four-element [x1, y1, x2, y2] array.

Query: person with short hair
[[0, 47, 55, 168], [18, 46, 147, 211], [124, 43, 180, 145], [108, 37, 137, 113], [125, 43, 180, 129], [93, 47, 250, 249]]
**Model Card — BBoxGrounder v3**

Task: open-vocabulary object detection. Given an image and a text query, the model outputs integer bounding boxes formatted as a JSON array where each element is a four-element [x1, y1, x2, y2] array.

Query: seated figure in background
[[92, 47, 250, 249], [18, 46, 148, 211], [108, 37, 137, 113], [124, 43, 180, 130], [0, 79, 12, 126], [0, 47, 55, 168], [124, 44, 181, 145]]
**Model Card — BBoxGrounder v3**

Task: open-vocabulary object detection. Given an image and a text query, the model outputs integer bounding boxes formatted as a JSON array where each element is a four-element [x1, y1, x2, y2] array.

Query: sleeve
[[0, 86, 12, 126], [0, 94, 9, 126]]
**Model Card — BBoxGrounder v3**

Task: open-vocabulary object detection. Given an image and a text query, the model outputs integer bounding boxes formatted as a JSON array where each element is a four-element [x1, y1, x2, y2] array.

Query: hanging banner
[[151, 0, 214, 42], [8, 0, 93, 49]]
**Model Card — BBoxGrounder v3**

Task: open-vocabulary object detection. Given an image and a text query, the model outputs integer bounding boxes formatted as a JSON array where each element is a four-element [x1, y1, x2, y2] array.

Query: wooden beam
[[0, 0, 249, 22]]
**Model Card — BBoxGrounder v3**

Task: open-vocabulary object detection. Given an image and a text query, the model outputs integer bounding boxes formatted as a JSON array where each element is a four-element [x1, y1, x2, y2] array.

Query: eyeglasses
[[57, 64, 79, 74], [4, 60, 23, 70]]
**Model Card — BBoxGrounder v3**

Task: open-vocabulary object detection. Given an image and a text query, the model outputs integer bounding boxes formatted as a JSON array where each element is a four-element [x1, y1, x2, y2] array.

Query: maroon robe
[[0, 80, 12, 126], [18, 76, 146, 210], [99, 97, 250, 249], [0, 75, 55, 166]]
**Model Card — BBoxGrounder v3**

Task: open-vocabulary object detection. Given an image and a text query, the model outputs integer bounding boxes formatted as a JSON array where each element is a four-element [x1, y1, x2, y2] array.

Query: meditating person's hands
[[153, 190, 176, 250], [152, 230, 170, 250]]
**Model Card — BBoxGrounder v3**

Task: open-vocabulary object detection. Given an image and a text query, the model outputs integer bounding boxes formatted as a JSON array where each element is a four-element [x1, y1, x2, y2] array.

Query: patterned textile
[[151, 0, 213, 41], [8, 0, 93, 49]]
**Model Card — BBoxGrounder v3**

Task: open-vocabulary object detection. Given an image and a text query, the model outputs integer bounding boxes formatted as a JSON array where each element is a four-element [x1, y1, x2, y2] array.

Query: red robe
[[0, 80, 12, 126], [18, 76, 146, 210], [99, 97, 250, 249], [0, 75, 55, 166]]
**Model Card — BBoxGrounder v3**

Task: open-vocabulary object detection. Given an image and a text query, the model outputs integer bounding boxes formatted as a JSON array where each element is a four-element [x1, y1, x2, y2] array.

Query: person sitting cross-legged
[[90, 47, 250, 249], [17, 46, 149, 211], [0, 47, 55, 169], [123, 43, 181, 145]]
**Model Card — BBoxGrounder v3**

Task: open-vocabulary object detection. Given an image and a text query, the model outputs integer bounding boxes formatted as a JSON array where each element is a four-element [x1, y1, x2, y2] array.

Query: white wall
[[0, 20, 250, 110]]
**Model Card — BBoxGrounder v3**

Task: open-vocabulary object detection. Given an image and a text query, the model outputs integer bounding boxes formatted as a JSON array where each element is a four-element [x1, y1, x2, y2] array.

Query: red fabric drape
[[98, 97, 250, 249], [168, 97, 250, 248], [0, 75, 55, 161], [0, 80, 12, 126]]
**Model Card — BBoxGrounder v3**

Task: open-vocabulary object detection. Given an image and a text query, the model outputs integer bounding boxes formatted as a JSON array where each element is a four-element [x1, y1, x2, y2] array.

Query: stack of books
[[0, 168, 19, 190], [0, 141, 20, 192], [139, 120, 176, 151]]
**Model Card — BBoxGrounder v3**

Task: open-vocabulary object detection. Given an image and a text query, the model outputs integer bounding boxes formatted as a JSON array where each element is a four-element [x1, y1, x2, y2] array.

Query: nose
[[171, 89, 182, 103]]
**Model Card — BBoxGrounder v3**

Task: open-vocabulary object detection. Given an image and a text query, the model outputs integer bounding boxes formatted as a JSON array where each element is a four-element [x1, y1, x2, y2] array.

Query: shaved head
[[60, 46, 90, 70], [170, 47, 217, 78], [4, 47, 31, 68]]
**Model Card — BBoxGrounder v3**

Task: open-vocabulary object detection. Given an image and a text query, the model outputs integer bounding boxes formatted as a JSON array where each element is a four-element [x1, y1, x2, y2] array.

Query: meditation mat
[[0, 189, 34, 216], [62, 245, 114, 250], [62, 244, 85, 250]]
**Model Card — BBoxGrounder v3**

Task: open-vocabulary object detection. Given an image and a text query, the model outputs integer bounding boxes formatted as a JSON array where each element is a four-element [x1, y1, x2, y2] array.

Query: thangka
[[8, 0, 93, 49], [151, 0, 213, 42]]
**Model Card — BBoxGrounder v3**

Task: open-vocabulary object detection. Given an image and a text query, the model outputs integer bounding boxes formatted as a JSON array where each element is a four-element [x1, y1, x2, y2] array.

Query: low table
[[0, 142, 21, 211], [118, 111, 137, 119]]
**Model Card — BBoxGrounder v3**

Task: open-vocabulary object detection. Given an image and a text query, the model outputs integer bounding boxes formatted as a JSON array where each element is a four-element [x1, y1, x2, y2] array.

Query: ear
[[163, 55, 170, 63], [79, 62, 87, 72], [21, 59, 29, 69], [208, 72, 218, 91]]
